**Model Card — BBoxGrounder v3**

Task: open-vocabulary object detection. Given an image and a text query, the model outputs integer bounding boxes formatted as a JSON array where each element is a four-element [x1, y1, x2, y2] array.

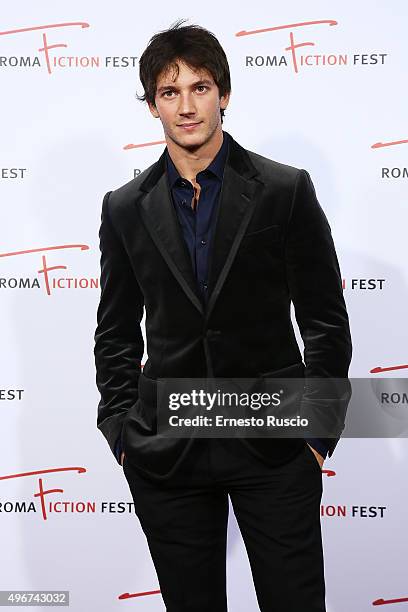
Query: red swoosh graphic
[[372, 139, 408, 149], [0, 467, 86, 481], [236, 19, 337, 37], [124, 140, 166, 150], [0, 21, 89, 36], [0, 22, 89, 36], [371, 364, 408, 374], [373, 596, 408, 605], [322, 469, 336, 477], [0, 244, 89, 258], [119, 589, 161, 599]]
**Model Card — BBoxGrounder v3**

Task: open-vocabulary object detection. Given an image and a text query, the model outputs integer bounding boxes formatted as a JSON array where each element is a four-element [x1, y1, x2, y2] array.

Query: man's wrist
[[305, 438, 328, 459], [114, 436, 123, 464]]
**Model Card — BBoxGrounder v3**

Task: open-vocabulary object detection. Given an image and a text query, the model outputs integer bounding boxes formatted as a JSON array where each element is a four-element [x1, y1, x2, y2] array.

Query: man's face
[[148, 60, 230, 150]]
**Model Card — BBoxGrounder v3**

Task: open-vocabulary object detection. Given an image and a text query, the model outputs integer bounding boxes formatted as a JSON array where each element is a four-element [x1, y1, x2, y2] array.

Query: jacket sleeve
[[94, 190, 145, 464], [285, 169, 352, 457]]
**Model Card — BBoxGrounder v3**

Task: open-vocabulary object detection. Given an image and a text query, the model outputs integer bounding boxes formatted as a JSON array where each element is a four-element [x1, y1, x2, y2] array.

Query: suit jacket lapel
[[137, 133, 264, 319], [139, 157, 204, 315], [205, 138, 263, 320]]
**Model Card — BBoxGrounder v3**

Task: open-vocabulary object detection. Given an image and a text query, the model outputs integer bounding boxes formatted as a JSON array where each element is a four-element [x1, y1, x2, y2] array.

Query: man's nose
[[178, 93, 196, 115]]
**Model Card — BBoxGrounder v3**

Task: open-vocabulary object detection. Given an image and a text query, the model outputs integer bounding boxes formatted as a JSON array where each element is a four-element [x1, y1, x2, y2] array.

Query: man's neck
[[166, 128, 224, 183]]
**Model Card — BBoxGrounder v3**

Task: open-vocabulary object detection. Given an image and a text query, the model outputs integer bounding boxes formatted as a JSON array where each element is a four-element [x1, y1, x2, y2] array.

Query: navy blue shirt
[[114, 131, 328, 462], [165, 130, 229, 302]]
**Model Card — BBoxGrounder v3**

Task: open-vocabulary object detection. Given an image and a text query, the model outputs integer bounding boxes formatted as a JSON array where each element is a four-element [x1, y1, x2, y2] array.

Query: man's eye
[[162, 86, 208, 97]]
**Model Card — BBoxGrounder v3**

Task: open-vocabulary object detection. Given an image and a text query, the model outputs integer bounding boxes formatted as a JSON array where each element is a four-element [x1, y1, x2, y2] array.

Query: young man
[[94, 19, 352, 612]]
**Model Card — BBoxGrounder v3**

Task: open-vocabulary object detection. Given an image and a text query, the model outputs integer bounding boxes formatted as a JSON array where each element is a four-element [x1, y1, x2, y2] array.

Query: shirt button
[[201, 239, 207, 245], [203, 282, 208, 290], [181, 199, 186, 205]]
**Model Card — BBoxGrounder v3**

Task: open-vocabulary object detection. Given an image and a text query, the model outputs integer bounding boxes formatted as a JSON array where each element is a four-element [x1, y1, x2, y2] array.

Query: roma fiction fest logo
[[236, 19, 388, 73], [342, 278, 386, 291], [0, 465, 387, 523], [1, 168, 27, 180], [0, 244, 98, 295], [0, 389, 24, 400], [0, 466, 135, 521], [0, 21, 137, 75], [321, 504, 387, 519], [371, 137, 408, 180]]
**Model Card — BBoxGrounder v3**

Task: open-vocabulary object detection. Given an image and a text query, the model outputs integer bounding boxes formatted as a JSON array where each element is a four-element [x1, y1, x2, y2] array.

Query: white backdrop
[[1, 2, 407, 610]]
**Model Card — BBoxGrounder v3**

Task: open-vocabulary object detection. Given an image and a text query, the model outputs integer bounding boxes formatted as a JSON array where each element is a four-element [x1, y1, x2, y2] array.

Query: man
[[94, 19, 352, 612]]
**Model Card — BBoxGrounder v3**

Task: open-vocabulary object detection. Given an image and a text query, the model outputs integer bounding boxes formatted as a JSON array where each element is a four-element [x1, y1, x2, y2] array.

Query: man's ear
[[220, 91, 231, 111], [147, 100, 160, 119]]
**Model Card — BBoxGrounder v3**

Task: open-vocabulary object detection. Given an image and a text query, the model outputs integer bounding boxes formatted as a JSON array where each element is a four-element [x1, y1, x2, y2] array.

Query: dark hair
[[137, 18, 231, 123]]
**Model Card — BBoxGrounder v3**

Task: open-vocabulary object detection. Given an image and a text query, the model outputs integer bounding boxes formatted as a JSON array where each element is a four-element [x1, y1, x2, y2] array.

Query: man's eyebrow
[[157, 79, 214, 94]]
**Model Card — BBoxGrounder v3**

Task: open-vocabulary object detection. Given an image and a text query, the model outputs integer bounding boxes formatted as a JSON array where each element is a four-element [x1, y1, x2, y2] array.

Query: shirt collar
[[165, 130, 230, 188]]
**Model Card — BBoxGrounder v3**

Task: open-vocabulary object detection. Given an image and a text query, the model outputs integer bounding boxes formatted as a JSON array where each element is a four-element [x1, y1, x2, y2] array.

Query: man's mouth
[[178, 122, 202, 130]]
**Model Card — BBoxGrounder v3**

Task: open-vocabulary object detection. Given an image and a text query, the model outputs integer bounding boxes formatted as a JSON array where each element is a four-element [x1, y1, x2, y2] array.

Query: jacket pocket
[[258, 362, 305, 378], [240, 224, 281, 248]]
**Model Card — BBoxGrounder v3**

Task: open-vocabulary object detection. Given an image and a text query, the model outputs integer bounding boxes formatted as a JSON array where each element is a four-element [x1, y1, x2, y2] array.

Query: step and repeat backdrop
[[1, 2, 407, 610]]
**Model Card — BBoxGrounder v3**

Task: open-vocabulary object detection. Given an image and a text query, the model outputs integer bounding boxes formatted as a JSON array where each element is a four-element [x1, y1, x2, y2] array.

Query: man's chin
[[168, 129, 207, 150]]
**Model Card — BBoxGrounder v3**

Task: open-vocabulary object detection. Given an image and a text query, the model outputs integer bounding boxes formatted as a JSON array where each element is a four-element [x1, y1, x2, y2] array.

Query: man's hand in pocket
[[307, 444, 325, 469]]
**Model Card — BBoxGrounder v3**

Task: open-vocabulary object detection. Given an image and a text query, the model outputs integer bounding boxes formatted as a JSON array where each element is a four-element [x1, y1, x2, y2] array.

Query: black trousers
[[123, 438, 325, 611]]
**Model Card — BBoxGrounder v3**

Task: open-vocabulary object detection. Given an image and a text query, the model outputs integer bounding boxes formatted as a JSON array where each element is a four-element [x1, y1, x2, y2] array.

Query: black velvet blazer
[[94, 131, 352, 480]]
